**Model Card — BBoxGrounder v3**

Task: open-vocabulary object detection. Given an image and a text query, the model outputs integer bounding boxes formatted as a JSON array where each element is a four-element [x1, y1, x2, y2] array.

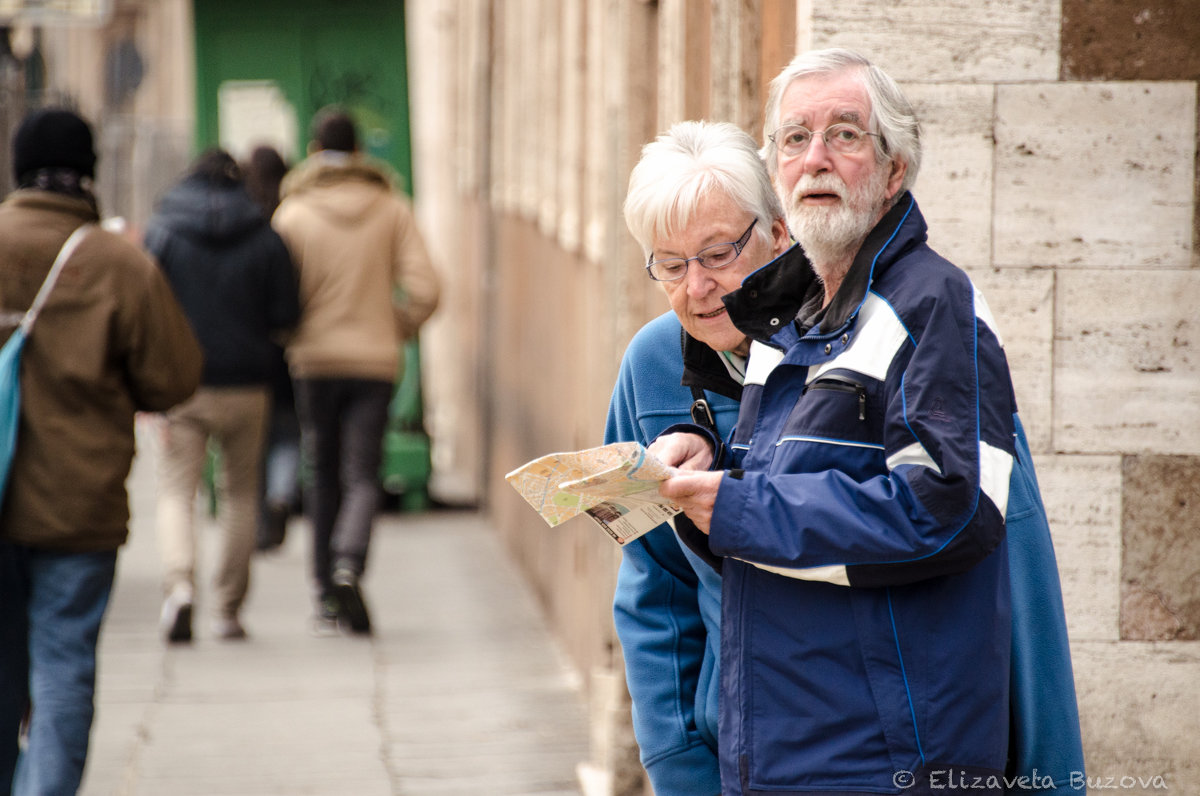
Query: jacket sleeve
[[119, 244, 203, 412], [710, 280, 1014, 588], [606, 352, 722, 796], [390, 195, 441, 340]]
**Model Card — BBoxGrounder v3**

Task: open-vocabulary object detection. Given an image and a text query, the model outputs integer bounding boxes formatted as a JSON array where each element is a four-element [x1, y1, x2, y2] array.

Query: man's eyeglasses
[[646, 219, 757, 282], [768, 122, 879, 157]]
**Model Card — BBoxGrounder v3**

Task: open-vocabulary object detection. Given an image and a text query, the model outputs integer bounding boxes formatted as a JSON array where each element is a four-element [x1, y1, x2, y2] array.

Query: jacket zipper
[[803, 375, 867, 421]]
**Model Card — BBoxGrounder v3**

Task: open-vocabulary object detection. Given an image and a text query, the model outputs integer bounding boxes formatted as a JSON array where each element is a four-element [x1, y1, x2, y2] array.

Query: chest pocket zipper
[[803, 375, 867, 421]]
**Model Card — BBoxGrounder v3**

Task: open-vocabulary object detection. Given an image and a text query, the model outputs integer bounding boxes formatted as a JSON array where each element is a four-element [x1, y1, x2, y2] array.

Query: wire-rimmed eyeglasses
[[646, 219, 757, 282], [768, 122, 879, 157]]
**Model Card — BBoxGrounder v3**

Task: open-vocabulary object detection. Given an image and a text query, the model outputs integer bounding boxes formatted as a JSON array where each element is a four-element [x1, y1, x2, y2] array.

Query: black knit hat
[[12, 108, 97, 182]]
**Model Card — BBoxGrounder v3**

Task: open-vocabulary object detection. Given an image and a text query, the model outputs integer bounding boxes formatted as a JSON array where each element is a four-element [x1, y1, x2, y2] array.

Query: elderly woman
[[605, 120, 789, 796]]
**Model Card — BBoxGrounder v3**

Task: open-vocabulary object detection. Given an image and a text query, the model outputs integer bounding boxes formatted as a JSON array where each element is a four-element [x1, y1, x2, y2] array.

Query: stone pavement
[[78, 431, 589, 796]]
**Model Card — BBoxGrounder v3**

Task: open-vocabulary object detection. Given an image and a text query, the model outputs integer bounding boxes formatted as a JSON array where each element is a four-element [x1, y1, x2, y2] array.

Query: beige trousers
[[156, 386, 270, 619]]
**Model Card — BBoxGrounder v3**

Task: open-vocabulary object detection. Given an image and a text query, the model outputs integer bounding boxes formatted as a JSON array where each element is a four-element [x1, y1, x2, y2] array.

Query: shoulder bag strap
[[20, 223, 94, 336], [681, 327, 718, 434]]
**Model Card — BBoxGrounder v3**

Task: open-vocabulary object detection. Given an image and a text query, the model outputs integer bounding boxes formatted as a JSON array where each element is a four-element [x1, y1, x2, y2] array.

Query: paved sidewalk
[[79, 433, 589, 795]]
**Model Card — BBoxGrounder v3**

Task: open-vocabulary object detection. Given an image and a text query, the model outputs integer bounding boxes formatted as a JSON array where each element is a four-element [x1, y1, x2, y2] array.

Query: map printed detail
[[505, 442, 682, 545]]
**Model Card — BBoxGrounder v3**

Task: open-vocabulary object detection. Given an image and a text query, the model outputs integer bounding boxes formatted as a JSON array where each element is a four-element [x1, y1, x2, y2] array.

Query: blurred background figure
[[242, 145, 302, 553], [0, 107, 202, 796], [273, 107, 440, 636], [145, 148, 299, 643]]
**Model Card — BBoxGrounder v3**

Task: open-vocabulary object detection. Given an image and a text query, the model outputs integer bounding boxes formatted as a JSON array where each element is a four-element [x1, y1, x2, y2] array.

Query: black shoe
[[256, 503, 290, 552], [331, 570, 372, 635], [161, 592, 193, 644]]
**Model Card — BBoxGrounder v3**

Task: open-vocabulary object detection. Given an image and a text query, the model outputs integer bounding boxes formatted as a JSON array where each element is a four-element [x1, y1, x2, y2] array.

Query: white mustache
[[790, 175, 847, 204]]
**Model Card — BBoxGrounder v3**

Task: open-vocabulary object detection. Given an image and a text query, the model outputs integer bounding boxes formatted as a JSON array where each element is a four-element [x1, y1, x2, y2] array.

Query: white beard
[[784, 168, 890, 281]]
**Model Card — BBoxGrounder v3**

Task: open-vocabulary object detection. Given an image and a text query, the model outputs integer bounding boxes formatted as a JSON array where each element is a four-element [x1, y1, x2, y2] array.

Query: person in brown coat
[[0, 108, 203, 795]]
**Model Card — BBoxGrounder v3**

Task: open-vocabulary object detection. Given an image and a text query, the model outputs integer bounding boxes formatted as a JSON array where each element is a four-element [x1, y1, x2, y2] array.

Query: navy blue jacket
[[712, 195, 1014, 794], [615, 284, 1084, 794], [145, 175, 299, 386]]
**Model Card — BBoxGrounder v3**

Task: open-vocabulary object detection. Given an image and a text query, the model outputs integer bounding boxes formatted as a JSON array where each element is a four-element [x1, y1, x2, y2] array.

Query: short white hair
[[761, 48, 922, 196], [624, 120, 784, 259]]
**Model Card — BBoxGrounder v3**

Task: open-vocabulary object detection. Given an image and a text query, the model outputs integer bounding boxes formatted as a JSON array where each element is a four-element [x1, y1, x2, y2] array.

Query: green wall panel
[[192, 0, 413, 194]]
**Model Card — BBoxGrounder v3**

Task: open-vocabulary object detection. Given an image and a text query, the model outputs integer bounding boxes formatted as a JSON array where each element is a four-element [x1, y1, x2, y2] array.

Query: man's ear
[[885, 158, 907, 199], [770, 216, 791, 256]]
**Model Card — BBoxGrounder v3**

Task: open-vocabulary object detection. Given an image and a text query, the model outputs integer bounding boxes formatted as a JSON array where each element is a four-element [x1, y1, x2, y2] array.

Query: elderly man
[[606, 120, 789, 795], [652, 49, 1022, 795]]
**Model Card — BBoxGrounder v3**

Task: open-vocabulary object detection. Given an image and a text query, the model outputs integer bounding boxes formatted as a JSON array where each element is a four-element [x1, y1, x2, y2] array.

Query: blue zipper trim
[[888, 587, 925, 765]]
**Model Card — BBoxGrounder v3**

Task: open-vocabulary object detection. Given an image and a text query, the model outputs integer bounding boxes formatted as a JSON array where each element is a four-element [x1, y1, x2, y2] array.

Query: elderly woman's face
[[653, 191, 788, 357]]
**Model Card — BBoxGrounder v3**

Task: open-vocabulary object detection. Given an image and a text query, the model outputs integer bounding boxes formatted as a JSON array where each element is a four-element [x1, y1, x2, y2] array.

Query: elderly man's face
[[653, 190, 789, 357], [775, 71, 905, 264]]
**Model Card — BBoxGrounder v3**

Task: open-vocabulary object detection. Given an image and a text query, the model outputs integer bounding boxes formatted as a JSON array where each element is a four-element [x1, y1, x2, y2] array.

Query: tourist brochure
[[504, 441, 681, 545]]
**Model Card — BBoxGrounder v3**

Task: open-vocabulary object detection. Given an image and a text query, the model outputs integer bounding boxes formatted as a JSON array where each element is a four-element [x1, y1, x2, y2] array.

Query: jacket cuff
[[653, 422, 726, 470]]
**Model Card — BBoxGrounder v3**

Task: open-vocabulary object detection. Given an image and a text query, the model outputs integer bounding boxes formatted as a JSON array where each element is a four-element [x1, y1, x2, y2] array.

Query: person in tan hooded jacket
[[272, 106, 439, 635]]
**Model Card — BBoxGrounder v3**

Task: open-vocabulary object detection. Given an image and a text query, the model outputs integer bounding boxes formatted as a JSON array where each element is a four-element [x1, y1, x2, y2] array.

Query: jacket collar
[[280, 151, 399, 198], [724, 192, 920, 341], [6, 189, 100, 223], [681, 330, 743, 401]]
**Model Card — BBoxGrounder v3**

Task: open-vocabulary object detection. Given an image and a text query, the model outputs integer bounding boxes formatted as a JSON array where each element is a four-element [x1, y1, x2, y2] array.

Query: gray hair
[[624, 120, 784, 258], [761, 48, 921, 196]]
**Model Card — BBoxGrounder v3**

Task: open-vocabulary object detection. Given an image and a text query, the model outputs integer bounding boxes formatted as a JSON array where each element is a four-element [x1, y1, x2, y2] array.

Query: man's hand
[[648, 432, 714, 471], [659, 470, 722, 534]]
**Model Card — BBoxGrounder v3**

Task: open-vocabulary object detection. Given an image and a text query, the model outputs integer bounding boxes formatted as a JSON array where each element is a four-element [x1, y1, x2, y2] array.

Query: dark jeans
[[0, 542, 117, 796], [293, 377, 392, 593]]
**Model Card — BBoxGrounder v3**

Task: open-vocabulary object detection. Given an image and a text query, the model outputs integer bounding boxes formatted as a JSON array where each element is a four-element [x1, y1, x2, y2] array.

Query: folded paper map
[[504, 441, 681, 545]]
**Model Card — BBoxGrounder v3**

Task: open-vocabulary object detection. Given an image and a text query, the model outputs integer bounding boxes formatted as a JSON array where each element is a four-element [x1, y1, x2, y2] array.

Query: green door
[[192, 0, 413, 186], [193, 0, 430, 510]]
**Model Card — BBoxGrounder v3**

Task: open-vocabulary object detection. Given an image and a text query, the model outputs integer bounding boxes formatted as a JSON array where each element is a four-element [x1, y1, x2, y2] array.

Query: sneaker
[[331, 569, 372, 635], [212, 616, 247, 641], [160, 589, 193, 644]]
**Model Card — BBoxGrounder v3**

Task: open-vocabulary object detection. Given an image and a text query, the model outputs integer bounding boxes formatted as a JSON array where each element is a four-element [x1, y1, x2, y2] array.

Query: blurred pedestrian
[[242, 145, 301, 552], [0, 107, 203, 795], [273, 107, 440, 635], [243, 144, 287, 219], [144, 148, 299, 643]]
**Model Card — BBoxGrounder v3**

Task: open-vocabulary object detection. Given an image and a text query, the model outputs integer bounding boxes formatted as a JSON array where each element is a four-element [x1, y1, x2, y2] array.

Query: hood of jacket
[[153, 176, 267, 244], [278, 152, 401, 227]]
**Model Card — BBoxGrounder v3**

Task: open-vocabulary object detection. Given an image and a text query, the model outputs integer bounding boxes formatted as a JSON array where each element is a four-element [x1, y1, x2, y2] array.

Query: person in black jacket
[[144, 148, 300, 642]]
